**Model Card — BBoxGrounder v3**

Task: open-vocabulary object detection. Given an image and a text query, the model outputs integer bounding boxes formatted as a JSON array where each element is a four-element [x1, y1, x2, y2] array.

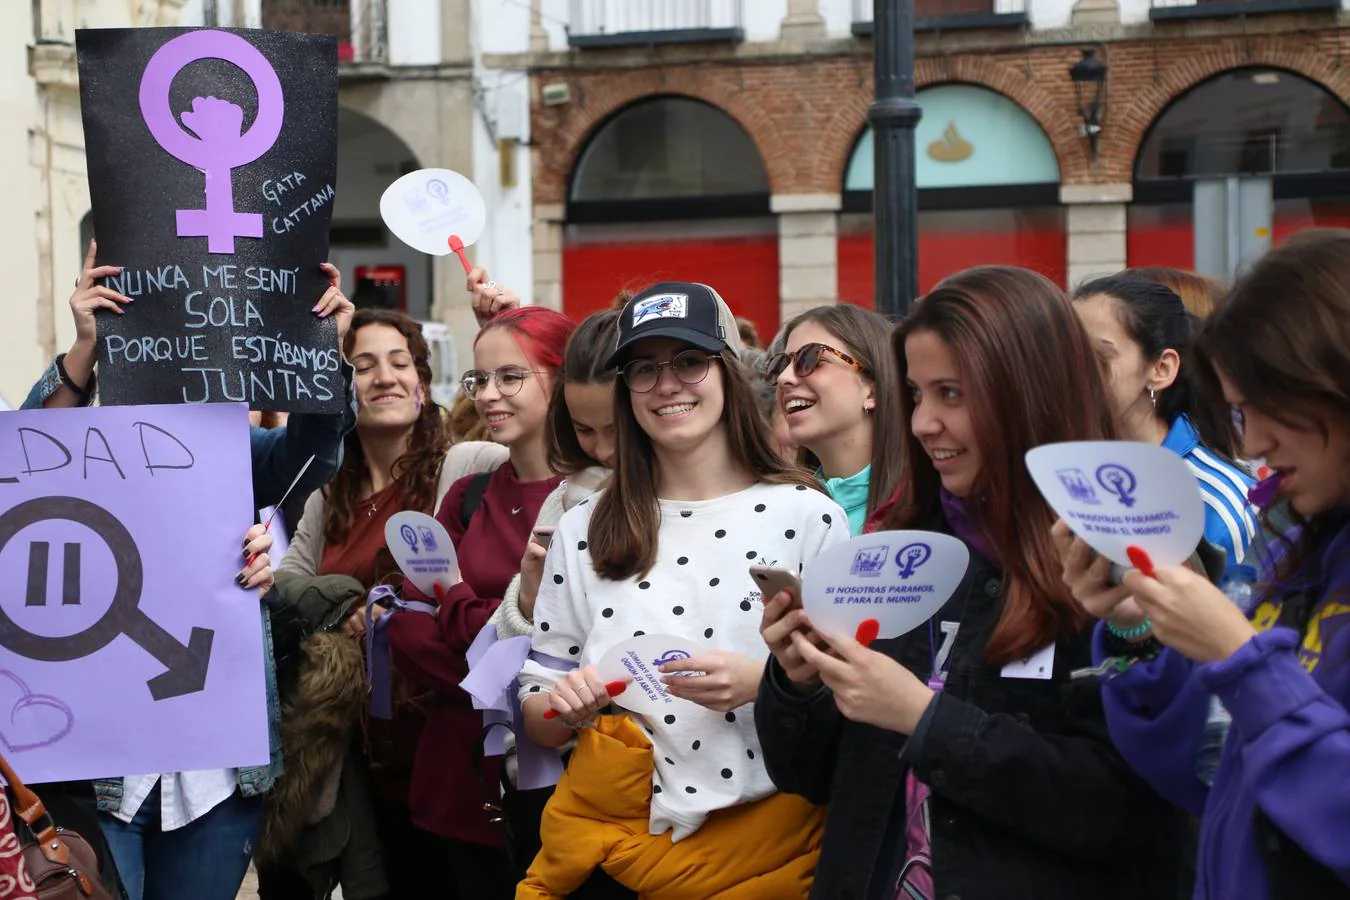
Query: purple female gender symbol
[[139, 30, 285, 254]]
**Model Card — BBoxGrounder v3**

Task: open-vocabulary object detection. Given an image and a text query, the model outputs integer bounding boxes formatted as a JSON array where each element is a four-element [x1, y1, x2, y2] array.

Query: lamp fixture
[[1069, 48, 1108, 161]]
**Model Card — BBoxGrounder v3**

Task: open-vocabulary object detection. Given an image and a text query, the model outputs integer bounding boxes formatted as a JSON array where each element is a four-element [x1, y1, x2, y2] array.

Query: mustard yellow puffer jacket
[[517, 715, 824, 900]]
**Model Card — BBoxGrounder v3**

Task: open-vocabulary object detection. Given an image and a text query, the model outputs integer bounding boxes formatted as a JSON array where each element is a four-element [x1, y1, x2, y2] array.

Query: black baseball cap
[[605, 282, 743, 370]]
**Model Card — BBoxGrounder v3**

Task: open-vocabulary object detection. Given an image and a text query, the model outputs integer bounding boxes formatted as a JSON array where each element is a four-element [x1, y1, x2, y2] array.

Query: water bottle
[[1219, 564, 1259, 613], [1197, 565, 1259, 784]]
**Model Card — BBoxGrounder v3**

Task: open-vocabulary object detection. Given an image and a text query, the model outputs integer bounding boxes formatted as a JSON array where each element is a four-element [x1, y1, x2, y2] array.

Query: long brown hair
[[781, 304, 905, 519], [324, 309, 452, 545], [881, 266, 1119, 665], [548, 309, 620, 475], [589, 348, 819, 580], [1192, 229, 1350, 581]]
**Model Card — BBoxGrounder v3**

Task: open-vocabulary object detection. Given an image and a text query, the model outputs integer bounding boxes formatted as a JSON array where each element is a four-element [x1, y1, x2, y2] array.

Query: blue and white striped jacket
[[1163, 414, 1257, 566]]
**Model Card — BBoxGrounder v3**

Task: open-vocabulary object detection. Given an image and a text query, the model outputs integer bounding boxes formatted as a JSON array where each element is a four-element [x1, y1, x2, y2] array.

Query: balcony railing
[[1150, 0, 1336, 19], [261, 0, 388, 64], [853, 0, 1028, 33], [567, 0, 745, 48]]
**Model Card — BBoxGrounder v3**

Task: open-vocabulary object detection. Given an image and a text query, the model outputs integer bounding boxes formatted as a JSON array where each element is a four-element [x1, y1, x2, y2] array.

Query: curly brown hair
[[323, 309, 453, 548]]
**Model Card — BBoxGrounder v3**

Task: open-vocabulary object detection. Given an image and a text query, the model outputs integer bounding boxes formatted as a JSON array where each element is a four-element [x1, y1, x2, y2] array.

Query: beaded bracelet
[[1102, 628, 1163, 662], [1105, 616, 1153, 640]]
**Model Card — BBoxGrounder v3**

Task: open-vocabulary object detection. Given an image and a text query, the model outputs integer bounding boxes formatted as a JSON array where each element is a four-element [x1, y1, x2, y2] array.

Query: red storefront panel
[[1127, 199, 1350, 270], [1126, 204, 1193, 270], [562, 232, 781, 339], [837, 208, 1067, 308]]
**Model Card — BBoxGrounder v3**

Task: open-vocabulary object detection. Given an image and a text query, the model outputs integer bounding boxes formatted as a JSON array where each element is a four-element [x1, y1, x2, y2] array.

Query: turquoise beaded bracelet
[[1105, 617, 1154, 640]]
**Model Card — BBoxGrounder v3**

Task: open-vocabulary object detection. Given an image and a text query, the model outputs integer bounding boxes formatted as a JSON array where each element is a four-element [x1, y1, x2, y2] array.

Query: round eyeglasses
[[460, 367, 543, 399], [621, 350, 722, 393], [765, 342, 872, 380]]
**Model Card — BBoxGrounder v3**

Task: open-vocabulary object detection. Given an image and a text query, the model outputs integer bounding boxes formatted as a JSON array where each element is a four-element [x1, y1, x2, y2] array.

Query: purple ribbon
[[461, 625, 577, 790], [366, 584, 436, 720]]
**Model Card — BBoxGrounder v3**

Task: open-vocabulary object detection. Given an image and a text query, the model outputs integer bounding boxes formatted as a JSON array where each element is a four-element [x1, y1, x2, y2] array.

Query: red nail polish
[[855, 618, 880, 647], [1126, 545, 1156, 579], [543, 709, 560, 719], [433, 583, 446, 602], [605, 680, 628, 697]]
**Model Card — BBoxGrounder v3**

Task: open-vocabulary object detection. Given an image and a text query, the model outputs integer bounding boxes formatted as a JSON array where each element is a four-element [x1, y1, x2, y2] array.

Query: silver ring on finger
[[486, 279, 497, 291]]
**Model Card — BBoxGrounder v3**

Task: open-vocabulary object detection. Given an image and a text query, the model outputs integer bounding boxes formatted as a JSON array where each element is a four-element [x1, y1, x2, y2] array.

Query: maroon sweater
[[387, 461, 561, 845]]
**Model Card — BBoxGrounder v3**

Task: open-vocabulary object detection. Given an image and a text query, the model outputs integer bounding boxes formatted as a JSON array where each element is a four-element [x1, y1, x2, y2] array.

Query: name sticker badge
[[1025, 441, 1205, 568], [632, 294, 689, 326], [799, 531, 970, 641], [1000, 643, 1056, 680], [384, 511, 459, 597], [597, 633, 702, 717]]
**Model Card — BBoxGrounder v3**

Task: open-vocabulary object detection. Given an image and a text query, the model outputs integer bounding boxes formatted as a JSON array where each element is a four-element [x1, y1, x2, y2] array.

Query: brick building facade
[[484, 2, 1350, 337]]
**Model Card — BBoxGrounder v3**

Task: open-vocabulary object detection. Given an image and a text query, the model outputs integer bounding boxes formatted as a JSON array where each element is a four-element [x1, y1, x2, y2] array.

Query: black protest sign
[[77, 27, 341, 413]]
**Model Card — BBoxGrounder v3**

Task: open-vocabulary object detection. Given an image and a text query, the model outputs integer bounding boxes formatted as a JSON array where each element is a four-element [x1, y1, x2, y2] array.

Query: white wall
[[388, 0, 440, 64], [473, 0, 535, 301], [745, 0, 789, 41], [820, 0, 860, 37], [534, 0, 795, 51], [481, 0, 532, 54], [0, 3, 42, 408]]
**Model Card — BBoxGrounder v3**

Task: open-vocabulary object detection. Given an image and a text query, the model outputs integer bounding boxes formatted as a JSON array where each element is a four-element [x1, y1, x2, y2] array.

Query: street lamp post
[[1069, 48, 1108, 161], [870, 0, 923, 318]]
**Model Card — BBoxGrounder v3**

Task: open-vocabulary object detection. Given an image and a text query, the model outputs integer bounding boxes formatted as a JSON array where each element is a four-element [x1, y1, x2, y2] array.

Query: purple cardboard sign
[[0, 403, 267, 782]]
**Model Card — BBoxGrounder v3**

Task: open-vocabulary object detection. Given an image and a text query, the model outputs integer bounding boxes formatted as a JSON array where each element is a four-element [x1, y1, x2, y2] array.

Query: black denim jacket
[[755, 522, 1186, 900]]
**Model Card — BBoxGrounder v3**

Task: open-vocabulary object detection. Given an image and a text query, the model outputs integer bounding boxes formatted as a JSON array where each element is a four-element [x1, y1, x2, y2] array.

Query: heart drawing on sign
[[0, 670, 74, 752]]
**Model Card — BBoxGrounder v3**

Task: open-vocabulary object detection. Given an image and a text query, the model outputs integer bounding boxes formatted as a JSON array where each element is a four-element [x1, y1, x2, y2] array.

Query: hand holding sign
[[798, 531, 969, 644], [380, 169, 487, 274], [383, 511, 459, 598], [1026, 441, 1205, 569]]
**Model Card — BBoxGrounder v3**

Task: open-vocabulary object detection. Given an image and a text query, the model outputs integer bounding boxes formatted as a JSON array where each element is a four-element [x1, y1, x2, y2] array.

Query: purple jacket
[[1095, 518, 1350, 898]]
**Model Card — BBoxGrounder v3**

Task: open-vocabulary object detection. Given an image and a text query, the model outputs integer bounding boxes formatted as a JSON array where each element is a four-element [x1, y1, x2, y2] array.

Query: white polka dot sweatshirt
[[519, 482, 850, 841]]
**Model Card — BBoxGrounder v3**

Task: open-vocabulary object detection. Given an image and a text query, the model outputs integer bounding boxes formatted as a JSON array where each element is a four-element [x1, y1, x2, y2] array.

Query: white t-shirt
[[519, 481, 850, 840]]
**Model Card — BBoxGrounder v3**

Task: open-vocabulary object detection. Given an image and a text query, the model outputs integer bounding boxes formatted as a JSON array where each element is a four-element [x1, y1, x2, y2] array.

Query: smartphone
[[532, 527, 555, 550], [749, 565, 803, 610]]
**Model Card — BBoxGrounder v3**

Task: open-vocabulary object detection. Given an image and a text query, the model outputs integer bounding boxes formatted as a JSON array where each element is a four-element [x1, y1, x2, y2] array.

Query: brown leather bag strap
[[0, 750, 69, 865]]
